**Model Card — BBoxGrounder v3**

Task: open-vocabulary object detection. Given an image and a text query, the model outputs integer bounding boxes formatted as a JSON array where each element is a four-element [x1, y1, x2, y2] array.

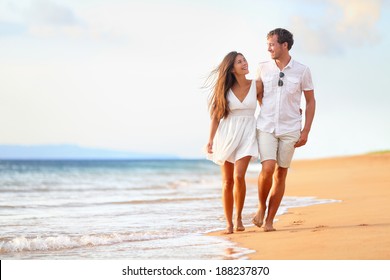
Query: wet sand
[[209, 153, 390, 259]]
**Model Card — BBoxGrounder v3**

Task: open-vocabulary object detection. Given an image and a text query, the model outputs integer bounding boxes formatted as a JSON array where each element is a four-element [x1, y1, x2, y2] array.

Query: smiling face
[[232, 54, 249, 75], [267, 34, 284, 60]]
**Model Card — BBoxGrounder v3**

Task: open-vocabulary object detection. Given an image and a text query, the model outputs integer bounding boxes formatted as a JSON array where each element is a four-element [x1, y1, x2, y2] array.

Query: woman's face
[[232, 54, 249, 75]]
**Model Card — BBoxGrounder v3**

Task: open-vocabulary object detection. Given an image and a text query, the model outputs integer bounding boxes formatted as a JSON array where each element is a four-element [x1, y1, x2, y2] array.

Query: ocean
[[0, 159, 336, 259]]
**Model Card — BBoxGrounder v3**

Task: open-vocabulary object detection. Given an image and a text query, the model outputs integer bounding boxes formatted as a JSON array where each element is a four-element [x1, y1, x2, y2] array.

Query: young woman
[[206, 51, 263, 234]]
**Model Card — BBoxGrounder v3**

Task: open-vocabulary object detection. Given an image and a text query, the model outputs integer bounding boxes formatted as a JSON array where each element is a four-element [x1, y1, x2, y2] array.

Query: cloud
[[290, 0, 384, 54], [0, 0, 88, 38], [25, 0, 88, 38], [25, 0, 80, 26], [331, 0, 382, 42], [0, 21, 26, 36]]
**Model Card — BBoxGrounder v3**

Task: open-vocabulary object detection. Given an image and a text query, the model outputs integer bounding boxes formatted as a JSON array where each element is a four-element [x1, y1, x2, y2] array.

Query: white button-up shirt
[[256, 59, 314, 136]]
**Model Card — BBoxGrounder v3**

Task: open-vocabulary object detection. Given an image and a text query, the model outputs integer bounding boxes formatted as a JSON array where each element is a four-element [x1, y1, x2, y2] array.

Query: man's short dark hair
[[267, 28, 294, 50]]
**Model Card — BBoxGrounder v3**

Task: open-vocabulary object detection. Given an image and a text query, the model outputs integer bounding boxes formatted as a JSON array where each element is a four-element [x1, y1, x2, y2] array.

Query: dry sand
[[209, 153, 390, 259]]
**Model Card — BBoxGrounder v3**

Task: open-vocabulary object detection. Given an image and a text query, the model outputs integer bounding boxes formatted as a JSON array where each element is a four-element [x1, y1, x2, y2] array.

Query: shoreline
[[208, 153, 390, 259]]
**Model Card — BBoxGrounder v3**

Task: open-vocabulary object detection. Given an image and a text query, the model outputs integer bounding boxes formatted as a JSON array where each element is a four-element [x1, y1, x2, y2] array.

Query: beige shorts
[[256, 129, 301, 168]]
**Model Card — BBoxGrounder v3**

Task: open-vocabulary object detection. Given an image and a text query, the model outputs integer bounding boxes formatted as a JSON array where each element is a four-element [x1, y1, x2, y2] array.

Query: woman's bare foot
[[224, 225, 234, 234], [252, 209, 265, 228]]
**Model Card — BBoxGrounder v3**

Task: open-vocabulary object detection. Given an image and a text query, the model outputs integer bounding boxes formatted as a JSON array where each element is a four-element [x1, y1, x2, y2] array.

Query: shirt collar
[[285, 58, 294, 69], [272, 58, 294, 70]]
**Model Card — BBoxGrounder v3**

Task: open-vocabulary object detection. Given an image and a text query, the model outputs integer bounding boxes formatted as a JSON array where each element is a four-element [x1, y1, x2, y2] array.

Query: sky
[[0, 0, 389, 159]]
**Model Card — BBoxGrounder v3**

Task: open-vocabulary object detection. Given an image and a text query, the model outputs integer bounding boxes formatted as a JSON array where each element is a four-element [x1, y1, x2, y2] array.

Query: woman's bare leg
[[221, 162, 234, 233], [233, 156, 251, 231]]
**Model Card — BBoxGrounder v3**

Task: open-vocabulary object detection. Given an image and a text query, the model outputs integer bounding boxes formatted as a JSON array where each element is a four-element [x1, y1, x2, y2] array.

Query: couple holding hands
[[206, 28, 316, 234]]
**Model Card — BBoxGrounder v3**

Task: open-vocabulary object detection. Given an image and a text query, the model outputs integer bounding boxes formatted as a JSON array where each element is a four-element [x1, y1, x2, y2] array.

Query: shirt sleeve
[[255, 63, 263, 81], [302, 66, 314, 91]]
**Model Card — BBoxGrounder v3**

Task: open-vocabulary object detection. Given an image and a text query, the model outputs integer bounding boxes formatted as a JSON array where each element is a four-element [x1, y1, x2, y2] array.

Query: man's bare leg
[[263, 166, 288, 231], [253, 160, 276, 228]]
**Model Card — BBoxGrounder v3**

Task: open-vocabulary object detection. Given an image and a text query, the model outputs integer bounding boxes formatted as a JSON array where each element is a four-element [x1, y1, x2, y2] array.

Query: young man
[[253, 28, 316, 232]]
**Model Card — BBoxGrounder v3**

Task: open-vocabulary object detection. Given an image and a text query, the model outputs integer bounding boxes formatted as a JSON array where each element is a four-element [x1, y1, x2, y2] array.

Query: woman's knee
[[222, 178, 234, 190], [233, 173, 245, 184]]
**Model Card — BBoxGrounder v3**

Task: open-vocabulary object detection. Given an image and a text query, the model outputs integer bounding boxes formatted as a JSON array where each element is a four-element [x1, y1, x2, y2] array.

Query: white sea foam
[[0, 233, 154, 253]]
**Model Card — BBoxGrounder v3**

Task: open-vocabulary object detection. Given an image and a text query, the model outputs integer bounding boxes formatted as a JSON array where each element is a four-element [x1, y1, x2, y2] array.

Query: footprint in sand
[[312, 225, 328, 232], [291, 220, 304, 226]]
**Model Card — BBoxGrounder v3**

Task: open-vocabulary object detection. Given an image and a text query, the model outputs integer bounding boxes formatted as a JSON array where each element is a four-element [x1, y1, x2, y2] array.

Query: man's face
[[267, 35, 283, 59]]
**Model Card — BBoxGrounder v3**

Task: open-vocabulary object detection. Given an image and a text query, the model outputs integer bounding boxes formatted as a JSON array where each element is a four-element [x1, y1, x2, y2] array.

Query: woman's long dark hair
[[206, 51, 241, 120]]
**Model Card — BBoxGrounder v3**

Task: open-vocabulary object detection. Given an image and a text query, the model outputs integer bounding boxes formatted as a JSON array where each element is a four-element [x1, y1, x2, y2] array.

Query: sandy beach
[[209, 152, 390, 259]]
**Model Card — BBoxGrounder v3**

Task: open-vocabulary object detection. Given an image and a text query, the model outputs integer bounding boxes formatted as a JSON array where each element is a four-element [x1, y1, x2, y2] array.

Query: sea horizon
[[1, 144, 388, 161]]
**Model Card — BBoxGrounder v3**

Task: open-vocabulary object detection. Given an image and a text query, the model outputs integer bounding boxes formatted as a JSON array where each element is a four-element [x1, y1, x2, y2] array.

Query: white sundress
[[208, 80, 259, 165]]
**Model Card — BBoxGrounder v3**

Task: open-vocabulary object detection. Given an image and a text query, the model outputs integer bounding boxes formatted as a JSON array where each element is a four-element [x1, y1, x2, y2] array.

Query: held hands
[[294, 130, 309, 148]]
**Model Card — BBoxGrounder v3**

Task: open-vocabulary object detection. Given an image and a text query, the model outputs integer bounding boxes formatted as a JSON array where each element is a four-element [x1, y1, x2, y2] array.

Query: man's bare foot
[[263, 223, 276, 232], [252, 209, 265, 228], [235, 219, 245, 231]]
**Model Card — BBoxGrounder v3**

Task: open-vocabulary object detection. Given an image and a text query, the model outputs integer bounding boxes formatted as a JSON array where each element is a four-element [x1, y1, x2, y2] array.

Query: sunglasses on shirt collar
[[278, 72, 285, 87]]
